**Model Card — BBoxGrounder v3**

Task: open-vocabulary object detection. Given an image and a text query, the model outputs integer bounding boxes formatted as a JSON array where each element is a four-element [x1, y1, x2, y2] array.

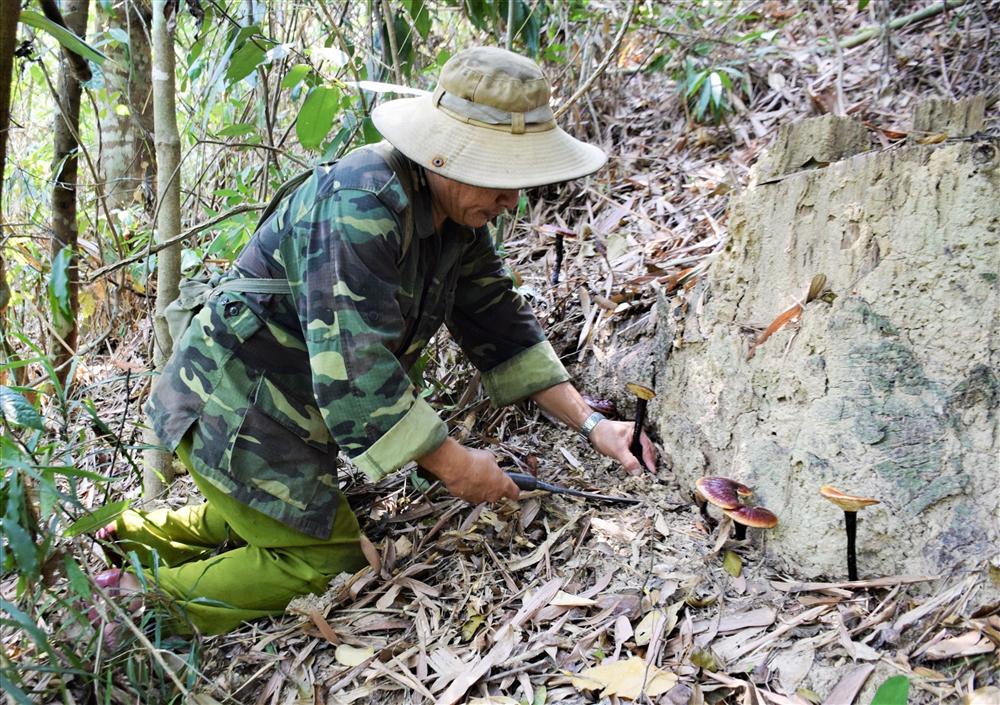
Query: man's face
[[425, 171, 520, 229]]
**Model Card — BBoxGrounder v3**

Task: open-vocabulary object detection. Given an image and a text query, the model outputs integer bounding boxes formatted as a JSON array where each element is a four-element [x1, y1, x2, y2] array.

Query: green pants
[[113, 435, 366, 635]]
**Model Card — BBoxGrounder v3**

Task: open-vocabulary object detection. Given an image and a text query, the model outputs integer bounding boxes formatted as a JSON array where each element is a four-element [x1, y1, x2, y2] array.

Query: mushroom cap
[[695, 476, 752, 510], [819, 485, 880, 512], [626, 382, 656, 401], [724, 505, 779, 529]]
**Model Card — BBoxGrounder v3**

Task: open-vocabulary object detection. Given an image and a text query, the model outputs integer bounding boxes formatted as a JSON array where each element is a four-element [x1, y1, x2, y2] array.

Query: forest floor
[[6, 2, 999, 704]]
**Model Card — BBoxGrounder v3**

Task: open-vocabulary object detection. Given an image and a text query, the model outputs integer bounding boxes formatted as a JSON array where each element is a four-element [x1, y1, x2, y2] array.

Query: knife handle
[[506, 471, 539, 491]]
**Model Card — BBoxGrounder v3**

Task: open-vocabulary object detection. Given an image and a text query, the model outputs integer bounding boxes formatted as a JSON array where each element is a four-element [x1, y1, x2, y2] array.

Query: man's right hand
[[417, 438, 520, 504]]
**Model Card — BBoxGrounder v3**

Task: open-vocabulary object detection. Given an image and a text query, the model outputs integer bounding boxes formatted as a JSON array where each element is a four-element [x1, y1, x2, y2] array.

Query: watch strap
[[578, 411, 606, 442]]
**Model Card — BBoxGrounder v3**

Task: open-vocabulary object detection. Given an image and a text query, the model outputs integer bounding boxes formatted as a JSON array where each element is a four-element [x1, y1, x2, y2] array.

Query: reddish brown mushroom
[[694, 476, 753, 527], [724, 505, 778, 540]]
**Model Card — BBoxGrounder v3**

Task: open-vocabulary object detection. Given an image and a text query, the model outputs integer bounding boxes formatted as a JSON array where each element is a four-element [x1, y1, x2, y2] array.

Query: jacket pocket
[[226, 387, 338, 535]]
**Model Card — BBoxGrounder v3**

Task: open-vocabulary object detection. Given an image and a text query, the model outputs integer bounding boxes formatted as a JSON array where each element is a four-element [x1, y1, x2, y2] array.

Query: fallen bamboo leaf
[[747, 303, 802, 360], [359, 535, 381, 573], [436, 631, 517, 705], [923, 630, 995, 660], [335, 644, 375, 667], [550, 590, 597, 608], [770, 575, 934, 593], [634, 609, 664, 646], [569, 656, 678, 700], [689, 649, 720, 671], [461, 614, 484, 642], [723, 550, 742, 577], [309, 611, 341, 645]]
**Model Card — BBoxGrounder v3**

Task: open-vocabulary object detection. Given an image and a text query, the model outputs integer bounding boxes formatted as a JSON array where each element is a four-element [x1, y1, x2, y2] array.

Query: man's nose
[[497, 189, 519, 209]]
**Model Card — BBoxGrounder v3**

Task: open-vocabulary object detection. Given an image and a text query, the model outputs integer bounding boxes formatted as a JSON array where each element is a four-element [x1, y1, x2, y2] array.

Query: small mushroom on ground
[[724, 505, 778, 540], [820, 485, 880, 581], [694, 476, 752, 524]]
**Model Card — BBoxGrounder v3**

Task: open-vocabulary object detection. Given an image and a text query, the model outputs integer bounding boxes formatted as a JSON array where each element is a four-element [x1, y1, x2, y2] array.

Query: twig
[[839, 0, 969, 50], [86, 202, 266, 282], [379, 0, 403, 86], [554, 0, 636, 121]]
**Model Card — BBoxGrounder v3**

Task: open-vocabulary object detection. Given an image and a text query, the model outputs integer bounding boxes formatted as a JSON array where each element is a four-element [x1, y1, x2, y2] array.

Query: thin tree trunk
[[48, 0, 90, 386], [143, 0, 182, 497], [0, 5, 20, 380], [96, 0, 155, 214]]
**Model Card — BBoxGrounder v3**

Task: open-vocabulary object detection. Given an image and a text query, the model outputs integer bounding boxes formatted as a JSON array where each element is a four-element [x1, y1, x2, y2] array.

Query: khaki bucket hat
[[371, 46, 607, 189]]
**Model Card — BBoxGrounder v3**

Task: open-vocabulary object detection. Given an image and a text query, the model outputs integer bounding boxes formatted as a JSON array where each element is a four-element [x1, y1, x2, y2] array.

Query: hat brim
[[371, 95, 607, 189]]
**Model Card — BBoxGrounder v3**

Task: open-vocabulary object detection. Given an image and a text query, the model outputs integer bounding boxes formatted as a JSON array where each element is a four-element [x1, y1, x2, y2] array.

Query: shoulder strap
[[255, 167, 320, 232], [228, 143, 417, 294], [214, 277, 291, 295]]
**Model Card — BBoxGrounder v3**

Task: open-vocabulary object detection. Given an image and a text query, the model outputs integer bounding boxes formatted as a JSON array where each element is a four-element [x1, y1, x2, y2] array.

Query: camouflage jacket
[[146, 144, 570, 538]]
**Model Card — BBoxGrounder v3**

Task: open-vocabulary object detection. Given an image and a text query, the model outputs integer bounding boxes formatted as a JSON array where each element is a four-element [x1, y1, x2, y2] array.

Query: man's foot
[[87, 568, 144, 650]]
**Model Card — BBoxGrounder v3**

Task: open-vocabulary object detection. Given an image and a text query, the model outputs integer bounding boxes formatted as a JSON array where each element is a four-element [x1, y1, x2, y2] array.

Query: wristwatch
[[578, 411, 606, 442]]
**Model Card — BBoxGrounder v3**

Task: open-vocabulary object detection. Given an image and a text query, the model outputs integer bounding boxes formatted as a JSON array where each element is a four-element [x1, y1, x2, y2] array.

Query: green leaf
[[216, 123, 257, 138], [64, 555, 91, 598], [0, 386, 44, 430], [295, 86, 341, 150], [20, 10, 107, 65], [0, 680, 36, 705], [0, 521, 38, 578], [858, 0, 871, 9], [63, 500, 131, 538], [48, 246, 73, 330], [0, 599, 53, 654], [407, 0, 432, 39], [281, 63, 312, 90], [870, 676, 909, 705], [40, 464, 112, 483], [723, 550, 742, 577], [226, 40, 267, 84], [106, 27, 129, 45]]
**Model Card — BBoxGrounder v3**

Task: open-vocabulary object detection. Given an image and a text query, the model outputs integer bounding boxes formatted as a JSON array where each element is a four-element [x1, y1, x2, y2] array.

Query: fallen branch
[[839, 0, 968, 50], [554, 0, 636, 120], [86, 202, 266, 282]]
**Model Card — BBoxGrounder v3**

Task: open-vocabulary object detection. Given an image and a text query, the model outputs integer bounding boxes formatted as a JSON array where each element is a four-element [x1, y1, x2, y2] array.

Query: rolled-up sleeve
[[446, 230, 570, 406], [280, 189, 447, 481]]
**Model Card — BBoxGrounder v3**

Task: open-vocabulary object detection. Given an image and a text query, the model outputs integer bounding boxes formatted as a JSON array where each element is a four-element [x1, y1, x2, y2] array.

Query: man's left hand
[[589, 419, 657, 475]]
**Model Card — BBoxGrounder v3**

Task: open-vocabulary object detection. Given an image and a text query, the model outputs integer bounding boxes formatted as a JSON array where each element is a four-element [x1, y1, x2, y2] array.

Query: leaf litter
[[10, 2, 998, 704]]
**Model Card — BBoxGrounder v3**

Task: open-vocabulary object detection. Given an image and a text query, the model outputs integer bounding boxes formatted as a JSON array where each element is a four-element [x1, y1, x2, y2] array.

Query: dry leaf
[[569, 656, 678, 700], [723, 550, 742, 577], [335, 644, 374, 667], [359, 535, 381, 573], [635, 609, 665, 646], [185, 695, 225, 705], [965, 686, 1000, 705], [468, 698, 519, 705], [550, 591, 597, 608], [821, 664, 874, 705], [394, 535, 413, 559], [689, 649, 719, 671], [924, 630, 995, 660]]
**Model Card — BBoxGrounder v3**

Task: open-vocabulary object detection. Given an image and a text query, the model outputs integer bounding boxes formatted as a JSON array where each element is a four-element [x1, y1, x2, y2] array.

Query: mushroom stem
[[630, 396, 648, 469], [844, 510, 858, 581]]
